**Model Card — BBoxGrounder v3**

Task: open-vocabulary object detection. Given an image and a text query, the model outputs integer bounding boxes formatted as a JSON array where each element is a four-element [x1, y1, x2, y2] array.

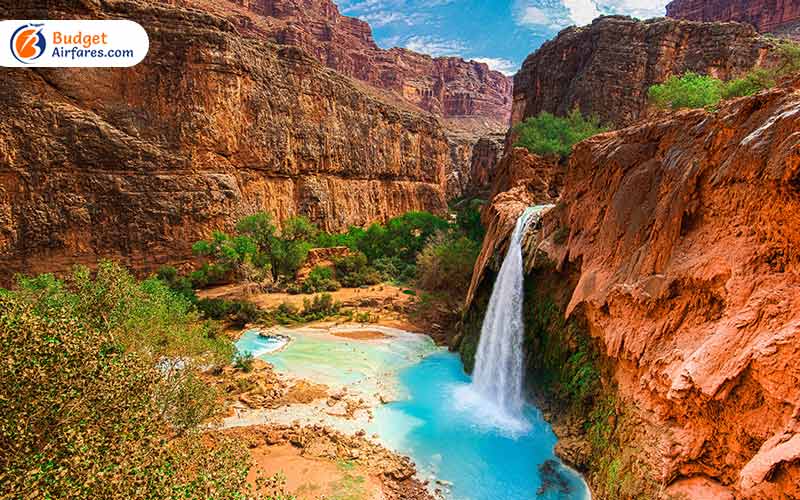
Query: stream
[[236, 326, 591, 500]]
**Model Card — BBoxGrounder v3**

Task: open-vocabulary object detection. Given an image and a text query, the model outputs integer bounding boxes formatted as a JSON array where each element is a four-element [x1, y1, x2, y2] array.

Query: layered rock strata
[[467, 80, 800, 498], [169, 0, 513, 126], [512, 16, 771, 128], [667, 0, 800, 36], [0, 0, 451, 281]]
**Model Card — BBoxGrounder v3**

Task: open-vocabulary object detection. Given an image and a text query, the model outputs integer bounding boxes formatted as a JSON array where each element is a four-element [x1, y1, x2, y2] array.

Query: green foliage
[[372, 256, 416, 283], [721, 68, 776, 99], [301, 293, 340, 318], [303, 266, 341, 293], [355, 212, 450, 263], [195, 298, 260, 328], [333, 252, 381, 288], [648, 72, 724, 110], [652, 43, 800, 110], [263, 295, 343, 325], [0, 262, 255, 499], [514, 110, 607, 157], [236, 212, 277, 250], [415, 232, 480, 297], [233, 351, 255, 373], [455, 198, 486, 243]]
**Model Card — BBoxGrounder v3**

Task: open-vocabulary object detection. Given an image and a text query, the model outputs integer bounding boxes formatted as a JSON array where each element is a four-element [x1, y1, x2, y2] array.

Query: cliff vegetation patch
[[513, 110, 607, 157], [649, 40, 800, 111]]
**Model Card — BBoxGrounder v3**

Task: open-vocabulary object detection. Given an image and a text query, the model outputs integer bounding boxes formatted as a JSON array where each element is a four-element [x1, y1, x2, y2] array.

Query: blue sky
[[337, 0, 671, 75]]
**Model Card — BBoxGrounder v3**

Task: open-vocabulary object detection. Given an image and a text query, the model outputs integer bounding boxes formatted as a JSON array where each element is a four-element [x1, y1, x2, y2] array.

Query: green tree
[[0, 262, 255, 499], [648, 72, 724, 110], [415, 232, 480, 297], [514, 110, 607, 157]]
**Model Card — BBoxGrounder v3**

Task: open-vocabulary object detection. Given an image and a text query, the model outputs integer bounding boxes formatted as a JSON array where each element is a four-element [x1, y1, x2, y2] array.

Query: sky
[[337, 0, 671, 75]]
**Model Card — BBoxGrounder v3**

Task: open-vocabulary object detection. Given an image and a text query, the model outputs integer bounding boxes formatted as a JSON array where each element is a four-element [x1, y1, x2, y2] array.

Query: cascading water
[[470, 205, 552, 420]]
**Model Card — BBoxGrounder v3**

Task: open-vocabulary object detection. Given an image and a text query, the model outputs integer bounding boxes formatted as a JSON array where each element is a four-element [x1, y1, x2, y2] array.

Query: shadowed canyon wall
[[667, 0, 800, 37], [167, 0, 513, 127], [0, 0, 452, 281], [512, 16, 771, 128]]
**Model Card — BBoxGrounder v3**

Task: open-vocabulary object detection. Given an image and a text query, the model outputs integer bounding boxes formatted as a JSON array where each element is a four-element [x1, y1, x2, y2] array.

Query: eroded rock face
[[542, 83, 800, 497], [0, 0, 450, 281], [467, 133, 506, 197], [464, 148, 562, 308], [512, 16, 771, 127], [667, 0, 800, 36], [167, 0, 512, 126]]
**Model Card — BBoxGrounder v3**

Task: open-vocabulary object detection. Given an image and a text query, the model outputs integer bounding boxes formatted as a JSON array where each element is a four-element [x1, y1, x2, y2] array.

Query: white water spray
[[471, 205, 551, 418]]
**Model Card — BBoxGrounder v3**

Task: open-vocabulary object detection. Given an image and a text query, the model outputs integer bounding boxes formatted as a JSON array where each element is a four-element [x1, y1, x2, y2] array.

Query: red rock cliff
[[667, 0, 800, 36], [168, 0, 512, 127], [512, 16, 771, 127], [0, 0, 451, 281], [470, 81, 800, 498], [547, 81, 800, 499]]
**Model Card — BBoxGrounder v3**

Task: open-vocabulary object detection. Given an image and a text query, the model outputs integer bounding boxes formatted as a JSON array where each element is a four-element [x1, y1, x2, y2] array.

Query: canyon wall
[[168, 0, 513, 128], [512, 16, 771, 128], [667, 0, 800, 36], [0, 0, 451, 281], [466, 81, 800, 498]]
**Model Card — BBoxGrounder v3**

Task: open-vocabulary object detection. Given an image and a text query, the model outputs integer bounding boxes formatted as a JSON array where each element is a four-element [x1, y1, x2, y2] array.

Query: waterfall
[[471, 205, 551, 418]]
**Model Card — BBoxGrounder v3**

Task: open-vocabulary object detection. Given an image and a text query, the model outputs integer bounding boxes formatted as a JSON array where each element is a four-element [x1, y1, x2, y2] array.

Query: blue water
[[236, 328, 590, 500], [369, 351, 589, 500]]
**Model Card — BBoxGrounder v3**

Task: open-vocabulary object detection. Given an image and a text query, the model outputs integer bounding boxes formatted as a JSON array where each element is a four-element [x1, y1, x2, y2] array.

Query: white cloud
[[472, 57, 519, 75], [514, 0, 669, 31], [359, 11, 427, 27], [563, 0, 601, 25], [404, 36, 467, 57], [596, 0, 670, 19]]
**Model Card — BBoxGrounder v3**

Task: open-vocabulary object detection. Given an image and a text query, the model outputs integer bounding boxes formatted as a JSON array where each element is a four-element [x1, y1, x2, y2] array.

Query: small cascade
[[471, 205, 550, 418]]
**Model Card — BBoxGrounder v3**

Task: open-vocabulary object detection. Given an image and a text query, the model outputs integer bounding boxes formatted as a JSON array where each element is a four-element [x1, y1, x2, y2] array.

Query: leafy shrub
[[514, 110, 607, 157], [196, 297, 232, 320], [372, 256, 415, 283], [652, 44, 800, 110], [721, 68, 776, 99], [195, 298, 259, 328], [333, 252, 381, 288], [303, 266, 341, 293], [233, 351, 255, 373], [0, 262, 250, 499], [229, 300, 260, 328], [301, 293, 340, 318], [648, 72, 723, 110], [415, 232, 480, 297], [455, 198, 486, 243]]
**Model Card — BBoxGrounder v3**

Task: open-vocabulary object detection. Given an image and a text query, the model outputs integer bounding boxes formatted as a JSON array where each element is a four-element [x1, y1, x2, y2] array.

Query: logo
[[10, 23, 45, 63]]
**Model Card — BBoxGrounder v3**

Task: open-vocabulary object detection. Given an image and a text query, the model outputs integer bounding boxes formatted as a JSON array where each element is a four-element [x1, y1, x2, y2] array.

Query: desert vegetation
[[513, 109, 607, 157], [0, 262, 294, 499], [649, 40, 800, 110]]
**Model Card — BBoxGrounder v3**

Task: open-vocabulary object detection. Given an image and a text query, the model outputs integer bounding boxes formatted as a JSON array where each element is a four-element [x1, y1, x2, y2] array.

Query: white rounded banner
[[0, 20, 149, 67]]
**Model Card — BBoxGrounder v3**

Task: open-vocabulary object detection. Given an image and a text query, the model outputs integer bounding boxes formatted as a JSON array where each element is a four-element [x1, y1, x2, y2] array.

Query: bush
[[455, 198, 486, 243], [514, 109, 606, 157], [196, 297, 232, 320], [333, 252, 380, 288], [648, 72, 723, 110], [303, 266, 341, 293], [229, 300, 260, 328], [0, 262, 249, 499], [721, 68, 776, 99], [233, 351, 255, 373], [302, 293, 340, 318], [416, 232, 480, 297], [651, 43, 800, 110]]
